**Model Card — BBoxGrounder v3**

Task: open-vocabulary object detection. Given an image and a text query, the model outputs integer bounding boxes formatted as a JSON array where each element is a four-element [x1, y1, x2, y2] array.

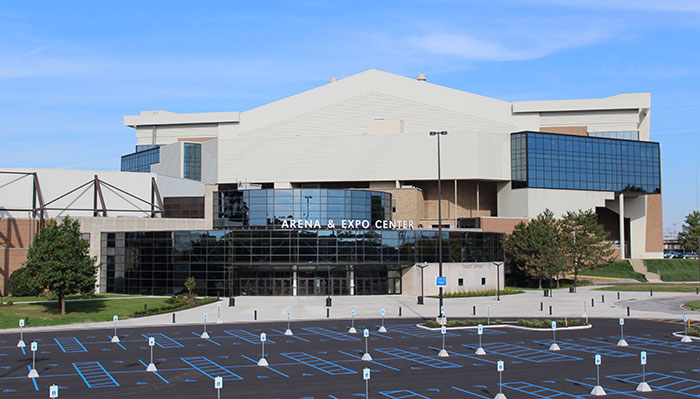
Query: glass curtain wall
[[101, 229, 503, 296], [511, 131, 660, 193]]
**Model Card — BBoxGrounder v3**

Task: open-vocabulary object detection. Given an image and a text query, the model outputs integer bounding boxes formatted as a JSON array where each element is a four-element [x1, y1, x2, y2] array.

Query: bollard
[[602, 295, 605, 303], [591, 298, 594, 308], [650, 289, 653, 297], [254, 310, 257, 320], [617, 291, 620, 300], [326, 308, 330, 318], [549, 305, 552, 315], [473, 306, 476, 316], [144, 304, 148, 311], [229, 297, 235, 307], [172, 313, 175, 323], [399, 307, 402, 317], [697, 287, 699, 295], [540, 302, 543, 311], [627, 306, 630, 316]]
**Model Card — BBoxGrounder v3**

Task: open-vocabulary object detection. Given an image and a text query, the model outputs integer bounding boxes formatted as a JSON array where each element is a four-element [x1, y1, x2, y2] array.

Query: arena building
[[0, 70, 662, 297]]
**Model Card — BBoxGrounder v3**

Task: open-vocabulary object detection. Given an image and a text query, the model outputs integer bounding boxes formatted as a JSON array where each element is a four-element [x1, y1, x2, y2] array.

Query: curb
[[671, 331, 700, 341], [416, 323, 593, 332]]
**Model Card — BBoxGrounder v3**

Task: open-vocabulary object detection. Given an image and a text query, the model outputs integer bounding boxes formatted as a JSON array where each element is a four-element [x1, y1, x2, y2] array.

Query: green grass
[[595, 283, 700, 292], [645, 259, 700, 282], [582, 261, 648, 282], [430, 288, 524, 298], [424, 319, 502, 327], [516, 318, 585, 328], [685, 301, 700, 310], [423, 318, 585, 328], [0, 296, 218, 329]]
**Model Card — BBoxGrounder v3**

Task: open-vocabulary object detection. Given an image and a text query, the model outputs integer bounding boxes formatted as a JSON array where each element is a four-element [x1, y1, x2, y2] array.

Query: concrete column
[[476, 182, 480, 217], [619, 193, 625, 259], [349, 269, 355, 295], [292, 268, 298, 296], [454, 179, 458, 226]]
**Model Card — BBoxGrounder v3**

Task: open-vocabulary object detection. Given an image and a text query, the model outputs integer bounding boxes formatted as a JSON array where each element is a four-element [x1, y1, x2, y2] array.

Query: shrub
[[6, 267, 38, 297]]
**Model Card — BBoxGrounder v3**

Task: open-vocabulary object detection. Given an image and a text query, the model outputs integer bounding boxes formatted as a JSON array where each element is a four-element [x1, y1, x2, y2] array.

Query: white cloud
[[406, 25, 617, 61]]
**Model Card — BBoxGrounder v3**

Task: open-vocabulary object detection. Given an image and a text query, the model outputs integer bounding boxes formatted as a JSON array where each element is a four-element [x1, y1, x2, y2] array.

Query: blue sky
[[1, 0, 699, 234]]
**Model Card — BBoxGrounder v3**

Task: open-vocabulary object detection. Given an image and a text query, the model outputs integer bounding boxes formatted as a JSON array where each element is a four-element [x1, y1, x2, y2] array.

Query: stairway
[[628, 258, 662, 282]]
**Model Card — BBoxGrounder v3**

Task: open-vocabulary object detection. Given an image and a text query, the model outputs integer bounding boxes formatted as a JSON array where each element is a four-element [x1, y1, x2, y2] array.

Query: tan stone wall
[[480, 217, 528, 234], [540, 126, 588, 136], [0, 218, 39, 296], [382, 188, 424, 226], [402, 180, 498, 224], [645, 194, 664, 253]]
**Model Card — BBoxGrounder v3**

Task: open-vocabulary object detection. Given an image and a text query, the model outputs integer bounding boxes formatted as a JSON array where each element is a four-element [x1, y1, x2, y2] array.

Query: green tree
[[6, 267, 39, 297], [505, 209, 566, 288], [679, 210, 700, 252], [560, 209, 615, 288], [23, 217, 97, 315], [184, 276, 197, 298]]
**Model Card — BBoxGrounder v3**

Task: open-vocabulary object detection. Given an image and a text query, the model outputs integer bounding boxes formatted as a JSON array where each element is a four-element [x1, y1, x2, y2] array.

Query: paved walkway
[[2, 286, 699, 334]]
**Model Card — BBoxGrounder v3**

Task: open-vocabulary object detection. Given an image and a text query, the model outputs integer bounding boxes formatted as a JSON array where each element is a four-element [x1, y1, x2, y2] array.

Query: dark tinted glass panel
[[511, 131, 660, 193], [120, 147, 160, 172]]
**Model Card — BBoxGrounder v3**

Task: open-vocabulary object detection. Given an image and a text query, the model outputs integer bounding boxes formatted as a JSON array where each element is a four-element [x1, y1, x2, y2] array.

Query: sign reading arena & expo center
[[280, 219, 415, 230]]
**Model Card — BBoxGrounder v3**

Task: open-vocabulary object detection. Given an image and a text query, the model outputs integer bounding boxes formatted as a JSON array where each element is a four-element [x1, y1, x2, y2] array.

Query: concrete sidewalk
[[2, 286, 699, 334]]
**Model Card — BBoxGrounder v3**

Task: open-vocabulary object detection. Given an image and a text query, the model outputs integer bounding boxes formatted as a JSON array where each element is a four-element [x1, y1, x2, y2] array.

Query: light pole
[[493, 262, 503, 301], [417, 262, 428, 305], [326, 265, 332, 307], [430, 130, 447, 319]]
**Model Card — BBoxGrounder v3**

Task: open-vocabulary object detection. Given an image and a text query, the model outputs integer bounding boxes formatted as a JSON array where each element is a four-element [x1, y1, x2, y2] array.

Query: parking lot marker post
[[617, 318, 628, 347], [363, 367, 370, 399], [111, 315, 120, 343], [636, 351, 651, 392], [475, 324, 486, 355], [146, 337, 157, 371], [549, 321, 560, 351], [17, 319, 26, 348], [495, 360, 506, 399], [487, 305, 491, 325], [681, 315, 692, 342], [438, 325, 449, 357], [216, 303, 223, 325], [49, 384, 58, 398], [284, 311, 293, 336], [590, 354, 606, 396], [27, 341, 39, 378], [378, 308, 387, 333], [258, 332, 269, 366], [214, 376, 223, 399], [201, 313, 210, 339], [348, 309, 357, 334], [362, 328, 373, 361]]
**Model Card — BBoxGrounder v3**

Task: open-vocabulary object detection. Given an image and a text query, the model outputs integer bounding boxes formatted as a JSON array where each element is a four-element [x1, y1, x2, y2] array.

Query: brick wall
[[0, 218, 39, 296]]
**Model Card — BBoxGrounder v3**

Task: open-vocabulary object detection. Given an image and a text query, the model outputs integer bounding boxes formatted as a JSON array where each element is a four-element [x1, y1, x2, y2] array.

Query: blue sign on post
[[436, 276, 447, 287]]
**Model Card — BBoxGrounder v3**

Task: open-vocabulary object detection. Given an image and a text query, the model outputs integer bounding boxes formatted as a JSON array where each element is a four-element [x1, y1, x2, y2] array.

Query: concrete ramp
[[629, 258, 662, 282]]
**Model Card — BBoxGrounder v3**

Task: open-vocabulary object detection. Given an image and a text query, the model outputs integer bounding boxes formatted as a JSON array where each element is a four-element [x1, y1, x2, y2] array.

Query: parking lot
[[0, 317, 698, 398]]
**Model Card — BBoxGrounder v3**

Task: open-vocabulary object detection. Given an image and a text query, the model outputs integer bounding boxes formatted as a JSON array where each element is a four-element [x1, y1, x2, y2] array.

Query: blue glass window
[[183, 143, 201, 181], [120, 146, 160, 172], [511, 132, 660, 193]]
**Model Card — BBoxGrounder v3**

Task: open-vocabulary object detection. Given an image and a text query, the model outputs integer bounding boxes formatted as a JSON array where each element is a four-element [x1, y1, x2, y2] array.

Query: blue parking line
[[281, 352, 356, 375], [472, 342, 582, 363], [503, 381, 583, 398], [301, 327, 359, 342], [272, 328, 311, 342], [375, 348, 461, 369], [580, 337, 670, 354], [609, 372, 700, 397], [55, 337, 88, 353], [532, 339, 633, 358], [107, 336, 127, 351], [190, 332, 222, 346], [379, 390, 431, 398], [21, 346, 25, 355], [451, 386, 491, 398], [427, 346, 494, 364], [181, 356, 243, 381], [564, 378, 647, 398], [72, 362, 119, 388], [27, 365, 38, 391], [337, 350, 400, 371], [141, 333, 184, 349], [138, 359, 169, 383], [224, 329, 276, 344], [241, 354, 289, 378]]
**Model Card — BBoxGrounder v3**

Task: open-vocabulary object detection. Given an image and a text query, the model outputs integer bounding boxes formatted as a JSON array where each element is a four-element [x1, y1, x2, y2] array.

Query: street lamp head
[[429, 131, 448, 136]]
